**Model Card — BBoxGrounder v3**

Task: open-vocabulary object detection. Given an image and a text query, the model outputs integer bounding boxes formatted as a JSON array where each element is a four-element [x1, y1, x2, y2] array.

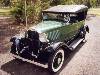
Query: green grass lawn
[[88, 8, 100, 16], [0, 8, 11, 16]]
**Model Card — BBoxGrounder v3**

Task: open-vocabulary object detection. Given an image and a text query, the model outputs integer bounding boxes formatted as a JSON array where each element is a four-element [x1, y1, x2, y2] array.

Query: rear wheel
[[79, 27, 87, 43], [48, 48, 64, 72], [79, 27, 86, 38]]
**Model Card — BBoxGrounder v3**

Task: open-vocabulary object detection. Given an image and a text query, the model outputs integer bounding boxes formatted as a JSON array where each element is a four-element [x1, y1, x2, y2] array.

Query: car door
[[59, 20, 84, 42], [59, 23, 77, 41]]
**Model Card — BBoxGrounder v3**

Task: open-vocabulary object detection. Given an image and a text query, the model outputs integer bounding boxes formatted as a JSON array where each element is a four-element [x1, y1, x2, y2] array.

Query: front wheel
[[48, 48, 64, 72]]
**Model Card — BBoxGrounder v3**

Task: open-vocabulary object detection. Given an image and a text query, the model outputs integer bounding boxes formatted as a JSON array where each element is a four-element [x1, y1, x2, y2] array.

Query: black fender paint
[[47, 42, 70, 54], [50, 42, 67, 51]]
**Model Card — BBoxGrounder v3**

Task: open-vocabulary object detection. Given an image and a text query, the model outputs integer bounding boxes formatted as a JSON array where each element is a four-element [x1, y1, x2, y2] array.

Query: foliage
[[50, 0, 99, 7], [10, 0, 100, 25], [27, 0, 42, 23], [11, 0, 41, 24], [10, 1, 25, 23], [2, 0, 11, 6], [41, 0, 50, 10]]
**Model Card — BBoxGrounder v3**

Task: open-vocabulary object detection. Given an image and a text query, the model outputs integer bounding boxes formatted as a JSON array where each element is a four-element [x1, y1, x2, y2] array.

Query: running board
[[11, 53, 48, 68], [69, 38, 84, 51]]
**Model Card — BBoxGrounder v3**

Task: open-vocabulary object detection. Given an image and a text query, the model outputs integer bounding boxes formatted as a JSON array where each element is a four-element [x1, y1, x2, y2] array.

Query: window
[[77, 11, 87, 21], [42, 13, 65, 21], [69, 14, 77, 23]]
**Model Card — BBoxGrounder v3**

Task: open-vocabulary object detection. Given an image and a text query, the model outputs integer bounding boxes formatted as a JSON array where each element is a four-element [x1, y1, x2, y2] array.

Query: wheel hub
[[57, 57, 62, 65], [53, 53, 62, 69]]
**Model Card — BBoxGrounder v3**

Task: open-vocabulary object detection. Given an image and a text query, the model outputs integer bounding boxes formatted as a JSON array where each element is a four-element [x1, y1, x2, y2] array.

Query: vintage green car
[[10, 5, 89, 72]]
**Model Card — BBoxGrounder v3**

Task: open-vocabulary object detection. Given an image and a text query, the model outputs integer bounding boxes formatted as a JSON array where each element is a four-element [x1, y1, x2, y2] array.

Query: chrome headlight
[[14, 31, 26, 39], [39, 33, 49, 42]]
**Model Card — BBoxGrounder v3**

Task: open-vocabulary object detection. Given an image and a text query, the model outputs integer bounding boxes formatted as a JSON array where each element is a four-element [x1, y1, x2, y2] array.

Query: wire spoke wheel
[[48, 49, 64, 72], [53, 52, 62, 69]]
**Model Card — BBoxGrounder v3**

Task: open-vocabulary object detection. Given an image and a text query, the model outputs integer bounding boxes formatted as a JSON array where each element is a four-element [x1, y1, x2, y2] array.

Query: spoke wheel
[[48, 49, 64, 72]]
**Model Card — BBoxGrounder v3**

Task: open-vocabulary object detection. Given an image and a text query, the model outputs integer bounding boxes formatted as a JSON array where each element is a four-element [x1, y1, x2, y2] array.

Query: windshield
[[42, 12, 64, 21]]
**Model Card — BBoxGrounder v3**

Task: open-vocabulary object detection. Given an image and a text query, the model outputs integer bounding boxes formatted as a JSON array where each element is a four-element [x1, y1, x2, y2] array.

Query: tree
[[10, 0, 100, 25], [11, 0, 42, 24]]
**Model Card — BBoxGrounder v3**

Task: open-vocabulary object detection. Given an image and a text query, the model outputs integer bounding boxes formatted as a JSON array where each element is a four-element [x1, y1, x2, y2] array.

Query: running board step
[[69, 38, 84, 51]]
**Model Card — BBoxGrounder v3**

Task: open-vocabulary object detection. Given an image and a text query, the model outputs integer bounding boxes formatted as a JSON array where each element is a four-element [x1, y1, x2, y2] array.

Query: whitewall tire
[[48, 48, 64, 72]]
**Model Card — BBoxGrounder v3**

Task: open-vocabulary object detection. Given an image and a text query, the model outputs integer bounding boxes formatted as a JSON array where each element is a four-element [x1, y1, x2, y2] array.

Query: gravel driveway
[[0, 16, 100, 75]]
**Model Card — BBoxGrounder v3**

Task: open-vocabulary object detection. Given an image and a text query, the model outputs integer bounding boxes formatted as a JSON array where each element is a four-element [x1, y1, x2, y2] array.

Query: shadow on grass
[[1, 42, 86, 75]]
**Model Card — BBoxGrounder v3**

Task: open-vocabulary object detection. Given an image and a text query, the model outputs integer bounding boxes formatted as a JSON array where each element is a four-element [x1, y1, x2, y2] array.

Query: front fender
[[46, 42, 68, 53], [51, 42, 64, 50], [38, 42, 69, 63]]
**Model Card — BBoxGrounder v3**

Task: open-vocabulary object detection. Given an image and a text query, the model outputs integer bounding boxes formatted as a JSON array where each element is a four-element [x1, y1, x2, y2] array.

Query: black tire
[[79, 31, 85, 38], [10, 44, 16, 54], [79, 27, 86, 39], [48, 48, 64, 72], [79, 27, 87, 43]]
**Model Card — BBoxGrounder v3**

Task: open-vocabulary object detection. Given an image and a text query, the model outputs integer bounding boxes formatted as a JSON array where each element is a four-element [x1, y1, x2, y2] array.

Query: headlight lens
[[14, 31, 26, 39], [39, 33, 49, 42]]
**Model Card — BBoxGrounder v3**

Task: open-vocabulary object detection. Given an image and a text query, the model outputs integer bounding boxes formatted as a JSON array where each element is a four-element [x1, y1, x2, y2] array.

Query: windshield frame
[[42, 12, 65, 22]]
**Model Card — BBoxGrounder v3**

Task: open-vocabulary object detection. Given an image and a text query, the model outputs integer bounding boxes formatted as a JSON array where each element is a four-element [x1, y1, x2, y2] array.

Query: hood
[[30, 21, 62, 33]]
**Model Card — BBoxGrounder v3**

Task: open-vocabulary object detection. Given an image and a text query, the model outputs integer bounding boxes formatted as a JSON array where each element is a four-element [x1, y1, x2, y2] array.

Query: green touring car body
[[10, 5, 89, 72]]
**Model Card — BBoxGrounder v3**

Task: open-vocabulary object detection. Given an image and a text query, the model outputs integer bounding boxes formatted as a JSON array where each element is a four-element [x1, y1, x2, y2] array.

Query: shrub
[[11, 0, 42, 24], [11, 1, 25, 24], [10, 0, 100, 25]]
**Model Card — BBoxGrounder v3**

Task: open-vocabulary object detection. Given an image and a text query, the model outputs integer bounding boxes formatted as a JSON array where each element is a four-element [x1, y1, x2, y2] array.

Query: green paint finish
[[30, 20, 84, 43], [59, 21, 84, 41], [31, 21, 62, 33], [45, 21, 84, 42]]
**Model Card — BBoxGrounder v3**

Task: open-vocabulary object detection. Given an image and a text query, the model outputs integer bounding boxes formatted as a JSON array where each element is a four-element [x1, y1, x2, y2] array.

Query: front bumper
[[11, 53, 48, 68]]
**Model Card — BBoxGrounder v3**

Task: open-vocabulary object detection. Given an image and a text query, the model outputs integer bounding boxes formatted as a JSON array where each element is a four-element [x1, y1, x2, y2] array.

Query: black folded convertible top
[[42, 5, 88, 14]]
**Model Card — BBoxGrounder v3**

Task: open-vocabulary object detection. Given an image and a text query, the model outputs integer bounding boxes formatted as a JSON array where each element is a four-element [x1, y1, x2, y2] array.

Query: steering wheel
[[64, 14, 70, 23]]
